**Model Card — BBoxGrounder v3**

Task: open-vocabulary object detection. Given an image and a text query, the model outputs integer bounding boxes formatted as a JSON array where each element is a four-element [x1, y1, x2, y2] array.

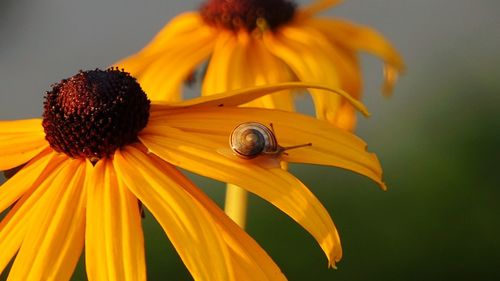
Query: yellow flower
[[117, 0, 404, 130], [0, 68, 384, 280]]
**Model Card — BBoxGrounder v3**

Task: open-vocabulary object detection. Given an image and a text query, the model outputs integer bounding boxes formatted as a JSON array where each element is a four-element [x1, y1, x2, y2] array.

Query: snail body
[[229, 122, 311, 160], [230, 122, 279, 159]]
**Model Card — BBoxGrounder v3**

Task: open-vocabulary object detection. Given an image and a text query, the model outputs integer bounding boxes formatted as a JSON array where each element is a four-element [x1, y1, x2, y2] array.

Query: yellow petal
[[319, 45, 361, 130], [8, 158, 86, 281], [0, 119, 48, 170], [146, 158, 287, 281], [243, 36, 296, 111], [116, 13, 215, 102], [147, 107, 385, 190], [122, 12, 208, 59], [155, 82, 368, 116], [131, 28, 214, 102], [0, 193, 31, 274], [0, 119, 44, 134], [114, 146, 234, 281], [263, 25, 354, 122], [383, 64, 400, 95], [266, 24, 363, 129], [140, 126, 342, 266], [0, 155, 71, 274], [85, 159, 146, 281], [306, 18, 405, 95], [0, 150, 68, 214], [202, 31, 295, 111], [202, 31, 240, 95], [115, 13, 207, 74], [283, 29, 362, 130]]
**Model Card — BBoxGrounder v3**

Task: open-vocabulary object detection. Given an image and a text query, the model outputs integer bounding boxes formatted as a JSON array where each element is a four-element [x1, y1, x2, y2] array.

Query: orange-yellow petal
[[0, 192, 31, 274], [0, 119, 48, 170], [0, 119, 44, 134], [202, 31, 240, 95], [121, 12, 209, 60], [263, 26, 352, 122], [7, 158, 86, 281], [0, 155, 71, 274], [146, 107, 385, 189], [145, 157, 287, 281], [242, 35, 296, 111], [155, 82, 368, 116], [85, 159, 146, 281], [0, 150, 67, 214], [114, 146, 234, 281], [140, 125, 342, 266], [306, 18, 405, 95], [292, 30, 361, 130], [116, 13, 215, 101], [202, 31, 295, 111]]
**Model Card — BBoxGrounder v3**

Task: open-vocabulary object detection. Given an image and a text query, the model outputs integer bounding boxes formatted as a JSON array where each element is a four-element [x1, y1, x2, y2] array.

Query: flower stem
[[224, 183, 248, 229]]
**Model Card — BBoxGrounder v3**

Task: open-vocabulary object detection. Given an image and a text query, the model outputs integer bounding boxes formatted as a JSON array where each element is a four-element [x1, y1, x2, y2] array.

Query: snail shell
[[230, 122, 279, 159]]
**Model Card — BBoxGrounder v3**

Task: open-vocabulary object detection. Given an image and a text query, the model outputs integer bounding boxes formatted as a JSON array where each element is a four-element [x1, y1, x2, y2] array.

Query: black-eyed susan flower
[[0, 68, 384, 280], [117, 0, 404, 130]]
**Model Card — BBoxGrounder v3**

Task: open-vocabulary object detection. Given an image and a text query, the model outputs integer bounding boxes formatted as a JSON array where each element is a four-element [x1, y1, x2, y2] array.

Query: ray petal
[[0, 119, 44, 134], [263, 26, 357, 122], [202, 31, 239, 95], [7, 158, 86, 281], [0, 156, 70, 274], [119, 12, 209, 60], [114, 146, 233, 281], [242, 35, 295, 111], [0, 119, 48, 170], [0, 150, 67, 214], [306, 18, 405, 95], [153, 82, 368, 116], [143, 156, 287, 280], [140, 126, 343, 266], [85, 159, 146, 281], [145, 107, 384, 189], [202, 31, 295, 111], [280, 24, 362, 129], [0, 193, 31, 275], [116, 13, 215, 102]]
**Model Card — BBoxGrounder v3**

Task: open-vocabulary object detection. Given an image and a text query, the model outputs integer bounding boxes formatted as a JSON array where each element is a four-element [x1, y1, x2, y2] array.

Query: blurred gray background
[[1, 0, 499, 280]]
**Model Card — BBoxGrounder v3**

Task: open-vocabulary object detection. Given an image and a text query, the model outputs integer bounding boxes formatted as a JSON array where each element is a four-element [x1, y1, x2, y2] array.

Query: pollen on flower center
[[42, 68, 150, 161], [200, 0, 296, 31]]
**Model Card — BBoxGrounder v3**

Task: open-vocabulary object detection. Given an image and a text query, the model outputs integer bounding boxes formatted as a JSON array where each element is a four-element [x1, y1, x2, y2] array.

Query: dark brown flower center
[[42, 68, 150, 162], [200, 0, 296, 31]]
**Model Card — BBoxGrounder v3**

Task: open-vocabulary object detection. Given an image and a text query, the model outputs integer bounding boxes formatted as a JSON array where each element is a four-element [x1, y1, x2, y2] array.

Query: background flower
[[1, 0, 499, 280], [116, 0, 404, 131]]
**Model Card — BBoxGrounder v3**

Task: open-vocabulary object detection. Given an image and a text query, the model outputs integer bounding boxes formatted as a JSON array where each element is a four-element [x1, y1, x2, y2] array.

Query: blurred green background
[[1, 0, 499, 280]]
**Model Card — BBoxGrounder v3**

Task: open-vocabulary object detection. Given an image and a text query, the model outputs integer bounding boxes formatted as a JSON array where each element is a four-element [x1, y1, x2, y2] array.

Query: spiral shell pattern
[[230, 122, 278, 159]]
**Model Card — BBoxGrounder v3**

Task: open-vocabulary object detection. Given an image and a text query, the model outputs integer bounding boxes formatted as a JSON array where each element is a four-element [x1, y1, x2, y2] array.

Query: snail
[[229, 122, 311, 159]]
